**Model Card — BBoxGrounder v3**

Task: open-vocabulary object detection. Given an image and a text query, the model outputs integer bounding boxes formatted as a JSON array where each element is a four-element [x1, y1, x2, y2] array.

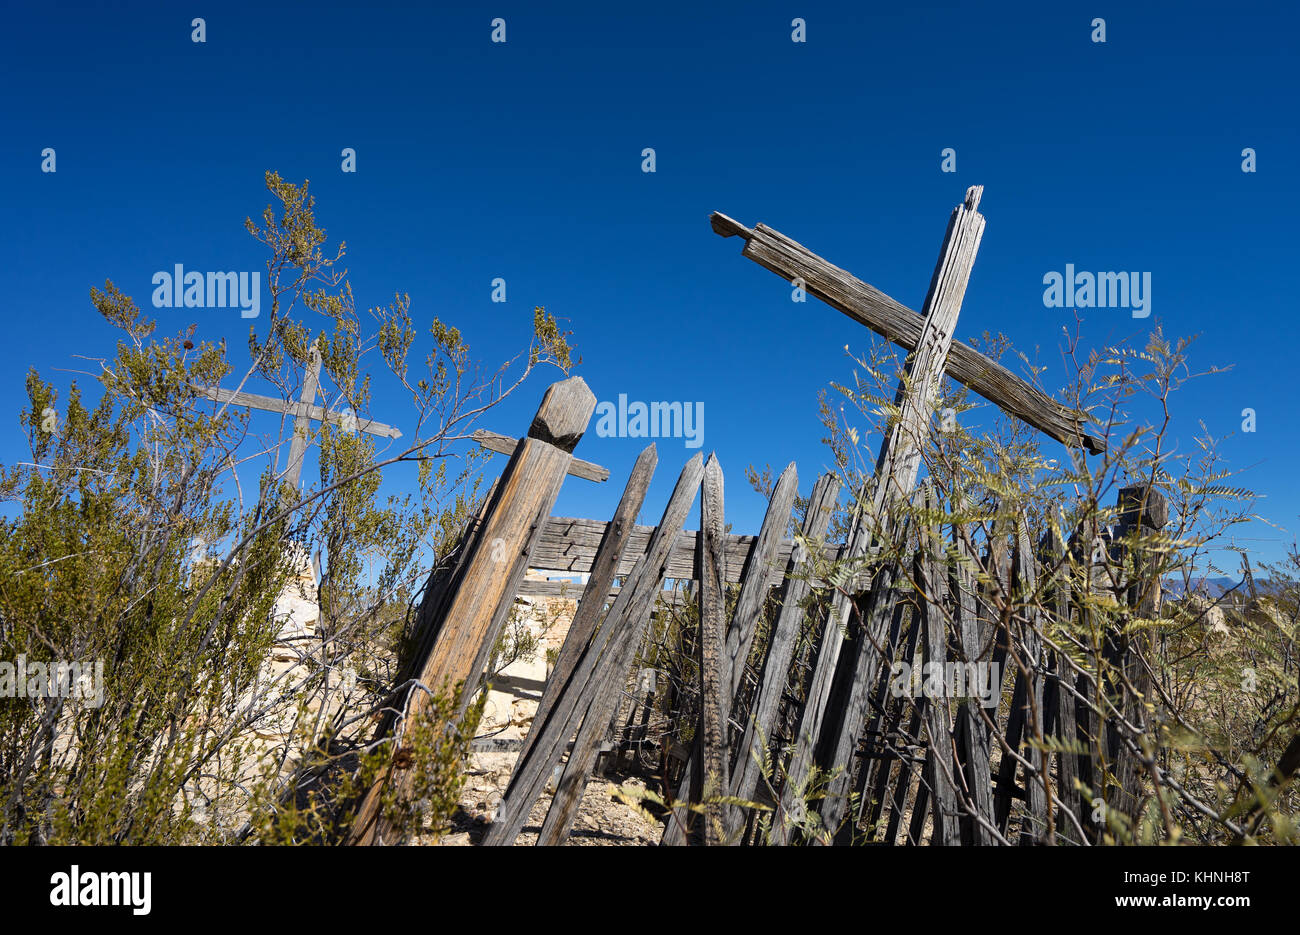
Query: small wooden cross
[[196, 346, 401, 495], [199, 349, 608, 492]]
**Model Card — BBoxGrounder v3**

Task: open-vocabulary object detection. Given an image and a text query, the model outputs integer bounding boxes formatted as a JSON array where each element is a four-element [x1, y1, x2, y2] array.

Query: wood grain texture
[[860, 600, 919, 840], [817, 188, 987, 837], [346, 378, 594, 845], [514, 578, 687, 606], [1041, 528, 1082, 843], [516, 444, 656, 770], [696, 455, 728, 845], [722, 470, 842, 837], [710, 209, 1105, 453], [527, 515, 868, 589], [951, 532, 996, 846], [473, 429, 609, 482], [661, 462, 800, 845], [918, 493, 961, 845], [1010, 516, 1050, 844], [482, 454, 705, 846], [528, 376, 598, 451], [534, 454, 707, 845], [725, 472, 840, 842]]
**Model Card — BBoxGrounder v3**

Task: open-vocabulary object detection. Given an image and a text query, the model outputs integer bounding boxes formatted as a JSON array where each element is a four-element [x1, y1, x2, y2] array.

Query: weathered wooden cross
[[712, 186, 1104, 839], [199, 347, 609, 499], [196, 346, 403, 501], [711, 200, 1105, 454]]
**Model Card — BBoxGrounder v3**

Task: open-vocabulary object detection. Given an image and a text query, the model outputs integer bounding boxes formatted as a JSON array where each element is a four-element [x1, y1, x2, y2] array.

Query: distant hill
[[1163, 576, 1241, 599], [1163, 576, 1287, 600]]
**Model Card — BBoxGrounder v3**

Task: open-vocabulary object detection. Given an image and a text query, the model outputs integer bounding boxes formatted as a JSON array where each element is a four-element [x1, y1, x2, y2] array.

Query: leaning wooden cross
[[710, 206, 1104, 454], [711, 186, 1101, 842]]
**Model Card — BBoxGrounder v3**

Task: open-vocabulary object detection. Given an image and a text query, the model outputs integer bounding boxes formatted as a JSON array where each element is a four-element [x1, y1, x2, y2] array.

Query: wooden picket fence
[[342, 374, 1166, 846]]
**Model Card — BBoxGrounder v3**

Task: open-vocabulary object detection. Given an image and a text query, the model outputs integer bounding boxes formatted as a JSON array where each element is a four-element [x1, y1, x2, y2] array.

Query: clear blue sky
[[2, 1, 1296, 568]]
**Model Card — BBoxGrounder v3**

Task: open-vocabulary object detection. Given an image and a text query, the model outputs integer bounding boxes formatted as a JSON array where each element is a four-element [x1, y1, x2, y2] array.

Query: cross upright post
[[196, 345, 403, 512]]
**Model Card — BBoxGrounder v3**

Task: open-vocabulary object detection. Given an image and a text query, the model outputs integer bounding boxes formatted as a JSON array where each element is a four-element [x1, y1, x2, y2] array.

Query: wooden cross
[[711, 203, 1106, 454], [715, 186, 1097, 838], [200, 347, 607, 494], [196, 346, 402, 497]]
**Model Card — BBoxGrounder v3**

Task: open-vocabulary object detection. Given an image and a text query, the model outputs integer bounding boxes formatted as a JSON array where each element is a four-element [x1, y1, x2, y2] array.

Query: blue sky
[[2, 1, 1296, 570]]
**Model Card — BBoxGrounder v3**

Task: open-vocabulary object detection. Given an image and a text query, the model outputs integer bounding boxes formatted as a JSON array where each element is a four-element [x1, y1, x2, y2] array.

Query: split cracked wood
[[816, 186, 988, 838], [711, 210, 1104, 454], [346, 375, 596, 846], [661, 461, 799, 845], [481, 453, 704, 846]]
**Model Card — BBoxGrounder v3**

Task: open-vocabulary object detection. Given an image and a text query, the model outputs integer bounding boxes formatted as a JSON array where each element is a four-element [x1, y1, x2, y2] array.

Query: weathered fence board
[[517, 443, 657, 770], [528, 516, 853, 583], [918, 498, 961, 846], [483, 452, 704, 845], [527, 454, 706, 845], [951, 532, 996, 846], [725, 472, 839, 841], [348, 376, 595, 845], [695, 455, 729, 845], [662, 461, 799, 845], [1010, 516, 1050, 844]]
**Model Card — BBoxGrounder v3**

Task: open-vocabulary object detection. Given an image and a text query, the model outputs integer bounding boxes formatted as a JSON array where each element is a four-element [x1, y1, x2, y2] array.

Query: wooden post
[[346, 375, 596, 845], [481, 453, 705, 846], [532, 455, 706, 845], [662, 461, 800, 845], [815, 186, 987, 838], [724, 472, 839, 841], [1103, 484, 1169, 827]]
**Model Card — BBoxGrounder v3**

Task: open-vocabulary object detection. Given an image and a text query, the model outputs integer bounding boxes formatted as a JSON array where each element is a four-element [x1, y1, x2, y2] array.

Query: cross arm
[[711, 212, 1107, 454], [472, 429, 609, 482], [194, 385, 403, 440]]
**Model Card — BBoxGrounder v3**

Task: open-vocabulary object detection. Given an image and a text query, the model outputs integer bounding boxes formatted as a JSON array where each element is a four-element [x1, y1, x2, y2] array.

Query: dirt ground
[[441, 752, 660, 846], [436, 586, 663, 846]]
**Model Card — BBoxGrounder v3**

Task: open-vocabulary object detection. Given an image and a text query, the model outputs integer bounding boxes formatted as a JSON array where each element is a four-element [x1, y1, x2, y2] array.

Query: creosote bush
[[0, 172, 575, 845]]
